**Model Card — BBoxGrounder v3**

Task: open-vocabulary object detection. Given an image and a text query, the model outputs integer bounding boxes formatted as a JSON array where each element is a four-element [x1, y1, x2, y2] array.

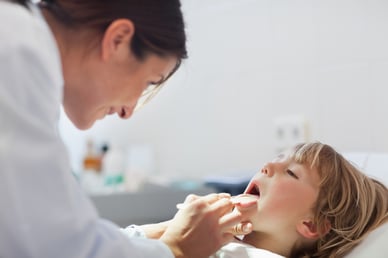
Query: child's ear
[[297, 219, 331, 240]]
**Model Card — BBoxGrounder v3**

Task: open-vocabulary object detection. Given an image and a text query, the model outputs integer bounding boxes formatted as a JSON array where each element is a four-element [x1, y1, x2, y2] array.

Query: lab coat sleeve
[[0, 3, 174, 258], [209, 241, 285, 258], [121, 225, 147, 239]]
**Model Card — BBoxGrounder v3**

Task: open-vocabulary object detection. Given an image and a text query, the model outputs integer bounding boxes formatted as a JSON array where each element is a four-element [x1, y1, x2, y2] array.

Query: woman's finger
[[177, 193, 231, 210], [227, 222, 253, 235], [218, 201, 257, 231]]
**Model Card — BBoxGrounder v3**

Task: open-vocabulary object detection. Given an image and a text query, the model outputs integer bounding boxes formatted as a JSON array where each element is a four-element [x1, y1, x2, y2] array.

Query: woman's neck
[[40, 7, 95, 58], [40, 7, 71, 58]]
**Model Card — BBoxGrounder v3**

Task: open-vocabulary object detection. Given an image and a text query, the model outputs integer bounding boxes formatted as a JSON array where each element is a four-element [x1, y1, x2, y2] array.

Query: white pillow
[[345, 223, 388, 258]]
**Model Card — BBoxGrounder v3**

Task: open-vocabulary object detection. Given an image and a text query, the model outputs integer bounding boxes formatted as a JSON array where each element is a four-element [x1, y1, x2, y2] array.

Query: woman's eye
[[286, 169, 299, 179]]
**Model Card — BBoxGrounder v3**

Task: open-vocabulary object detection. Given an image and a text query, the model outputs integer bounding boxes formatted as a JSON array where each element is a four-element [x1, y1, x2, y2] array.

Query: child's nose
[[261, 163, 274, 177]]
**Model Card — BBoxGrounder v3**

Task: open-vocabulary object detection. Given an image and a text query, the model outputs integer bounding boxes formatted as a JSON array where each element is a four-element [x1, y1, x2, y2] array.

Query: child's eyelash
[[287, 169, 299, 179]]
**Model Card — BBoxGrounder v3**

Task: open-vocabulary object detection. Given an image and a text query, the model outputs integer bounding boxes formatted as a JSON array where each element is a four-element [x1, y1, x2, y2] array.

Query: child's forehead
[[275, 149, 298, 160], [276, 148, 315, 167]]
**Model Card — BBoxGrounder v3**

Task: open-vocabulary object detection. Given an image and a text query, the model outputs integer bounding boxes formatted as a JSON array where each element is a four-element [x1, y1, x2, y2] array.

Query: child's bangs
[[289, 142, 339, 186], [289, 142, 324, 169]]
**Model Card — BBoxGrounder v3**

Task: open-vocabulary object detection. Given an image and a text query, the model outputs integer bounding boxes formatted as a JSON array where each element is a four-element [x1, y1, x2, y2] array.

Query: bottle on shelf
[[83, 139, 101, 173]]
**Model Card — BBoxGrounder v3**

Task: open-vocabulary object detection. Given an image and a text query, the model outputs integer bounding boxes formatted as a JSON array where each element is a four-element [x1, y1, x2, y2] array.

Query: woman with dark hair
[[0, 0, 256, 257]]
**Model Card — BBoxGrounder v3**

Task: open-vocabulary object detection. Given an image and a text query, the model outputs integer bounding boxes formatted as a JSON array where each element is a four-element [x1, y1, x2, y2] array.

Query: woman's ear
[[297, 219, 331, 240], [101, 19, 135, 61]]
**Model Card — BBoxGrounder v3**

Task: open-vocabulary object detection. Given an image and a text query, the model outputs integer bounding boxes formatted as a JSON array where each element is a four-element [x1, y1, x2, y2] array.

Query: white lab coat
[[0, 1, 173, 257], [210, 240, 285, 258]]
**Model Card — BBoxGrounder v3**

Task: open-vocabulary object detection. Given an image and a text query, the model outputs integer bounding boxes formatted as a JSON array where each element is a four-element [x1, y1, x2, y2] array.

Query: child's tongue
[[231, 194, 259, 205]]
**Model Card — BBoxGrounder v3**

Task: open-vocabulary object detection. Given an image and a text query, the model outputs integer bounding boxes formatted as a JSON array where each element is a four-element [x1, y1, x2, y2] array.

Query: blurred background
[[58, 0, 388, 225]]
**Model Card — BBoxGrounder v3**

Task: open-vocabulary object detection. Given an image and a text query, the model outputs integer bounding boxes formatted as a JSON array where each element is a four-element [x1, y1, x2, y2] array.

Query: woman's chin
[[71, 117, 96, 130]]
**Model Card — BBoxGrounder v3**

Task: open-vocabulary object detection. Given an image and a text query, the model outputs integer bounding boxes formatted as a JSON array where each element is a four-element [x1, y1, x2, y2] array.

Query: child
[[211, 142, 388, 258]]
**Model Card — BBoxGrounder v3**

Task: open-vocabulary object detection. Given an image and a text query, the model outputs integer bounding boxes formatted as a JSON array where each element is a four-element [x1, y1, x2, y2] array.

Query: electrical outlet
[[273, 115, 309, 154]]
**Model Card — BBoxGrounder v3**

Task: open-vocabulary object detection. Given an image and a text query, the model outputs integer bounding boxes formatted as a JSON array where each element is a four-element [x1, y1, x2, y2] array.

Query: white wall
[[60, 0, 388, 180]]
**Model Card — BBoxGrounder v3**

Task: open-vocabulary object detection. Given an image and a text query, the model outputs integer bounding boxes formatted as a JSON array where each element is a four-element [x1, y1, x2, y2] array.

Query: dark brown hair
[[11, 0, 187, 64]]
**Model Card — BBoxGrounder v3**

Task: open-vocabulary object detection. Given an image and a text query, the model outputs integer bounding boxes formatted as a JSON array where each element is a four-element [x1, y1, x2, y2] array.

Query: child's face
[[243, 153, 321, 235]]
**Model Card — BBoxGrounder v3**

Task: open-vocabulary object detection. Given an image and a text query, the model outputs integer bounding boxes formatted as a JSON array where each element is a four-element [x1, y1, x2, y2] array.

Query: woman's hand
[[160, 193, 257, 258], [140, 220, 170, 239], [225, 194, 259, 235]]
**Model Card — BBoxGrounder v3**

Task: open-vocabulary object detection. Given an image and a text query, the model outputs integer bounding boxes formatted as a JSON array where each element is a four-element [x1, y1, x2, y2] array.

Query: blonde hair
[[289, 142, 388, 258]]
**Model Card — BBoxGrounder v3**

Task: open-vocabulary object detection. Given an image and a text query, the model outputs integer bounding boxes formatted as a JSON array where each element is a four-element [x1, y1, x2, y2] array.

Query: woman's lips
[[104, 106, 132, 119], [107, 107, 116, 115], [106, 107, 124, 117], [120, 108, 126, 118]]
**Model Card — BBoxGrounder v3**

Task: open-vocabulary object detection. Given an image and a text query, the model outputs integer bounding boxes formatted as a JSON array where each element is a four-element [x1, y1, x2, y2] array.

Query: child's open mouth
[[243, 183, 260, 199], [248, 184, 260, 197], [232, 185, 260, 204]]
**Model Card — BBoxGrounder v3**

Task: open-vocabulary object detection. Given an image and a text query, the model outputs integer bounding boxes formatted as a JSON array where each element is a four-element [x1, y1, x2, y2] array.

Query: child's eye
[[286, 169, 299, 179]]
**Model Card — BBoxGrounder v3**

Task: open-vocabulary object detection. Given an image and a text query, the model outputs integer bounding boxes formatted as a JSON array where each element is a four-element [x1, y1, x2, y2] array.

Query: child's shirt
[[210, 240, 285, 258]]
